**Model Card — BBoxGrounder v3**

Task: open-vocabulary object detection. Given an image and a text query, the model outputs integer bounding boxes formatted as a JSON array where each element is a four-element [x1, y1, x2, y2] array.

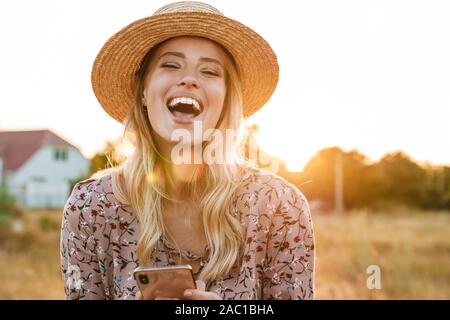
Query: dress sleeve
[[262, 183, 315, 300], [60, 180, 106, 299]]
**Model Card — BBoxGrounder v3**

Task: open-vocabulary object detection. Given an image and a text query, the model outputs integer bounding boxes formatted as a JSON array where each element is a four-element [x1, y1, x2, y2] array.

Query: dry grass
[[0, 209, 64, 299], [0, 208, 449, 299], [314, 209, 450, 299]]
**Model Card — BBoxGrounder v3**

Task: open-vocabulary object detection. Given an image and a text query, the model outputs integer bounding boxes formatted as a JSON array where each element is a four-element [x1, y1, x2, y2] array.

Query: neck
[[154, 135, 204, 201]]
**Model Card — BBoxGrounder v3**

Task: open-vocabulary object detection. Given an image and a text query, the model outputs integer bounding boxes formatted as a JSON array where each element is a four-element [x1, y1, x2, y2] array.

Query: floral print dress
[[60, 164, 315, 300]]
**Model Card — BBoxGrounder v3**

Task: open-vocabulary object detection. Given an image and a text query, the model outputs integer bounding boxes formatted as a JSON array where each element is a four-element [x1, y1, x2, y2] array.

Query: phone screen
[[134, 265, 196, 300]]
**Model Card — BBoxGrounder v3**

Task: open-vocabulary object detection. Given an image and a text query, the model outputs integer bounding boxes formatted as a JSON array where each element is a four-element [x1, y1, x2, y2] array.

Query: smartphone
[[133, 264, 197, 300]]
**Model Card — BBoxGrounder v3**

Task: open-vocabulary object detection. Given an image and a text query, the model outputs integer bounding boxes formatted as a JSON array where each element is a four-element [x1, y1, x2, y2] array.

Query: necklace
[[161, 235, 210, 275]]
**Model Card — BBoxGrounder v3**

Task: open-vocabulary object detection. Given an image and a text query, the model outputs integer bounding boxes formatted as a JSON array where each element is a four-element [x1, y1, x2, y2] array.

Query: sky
[[0, 0, 449, 171]]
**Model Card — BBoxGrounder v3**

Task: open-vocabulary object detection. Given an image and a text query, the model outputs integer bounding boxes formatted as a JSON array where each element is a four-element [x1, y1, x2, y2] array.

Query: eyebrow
[[158, 51, 224, 68]]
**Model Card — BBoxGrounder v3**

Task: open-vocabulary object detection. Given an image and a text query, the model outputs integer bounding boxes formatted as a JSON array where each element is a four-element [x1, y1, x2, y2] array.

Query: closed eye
[[161, 63, 220, 77], [161, 63, 180, 69], [202, 70, 219, 76]]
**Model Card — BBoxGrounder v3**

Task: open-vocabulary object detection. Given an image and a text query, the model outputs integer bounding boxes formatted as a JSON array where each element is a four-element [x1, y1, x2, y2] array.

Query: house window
[[54, 149, 60, 161], [31, 176, 46, 183], [54, 148, 68, 161]]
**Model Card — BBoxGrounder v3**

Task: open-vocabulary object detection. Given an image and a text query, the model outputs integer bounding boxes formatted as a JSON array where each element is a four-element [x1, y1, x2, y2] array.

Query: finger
[[135, 291, 142, 300], [183, 289, 222, 300], [195, 280, 206, 291], [155, 297, 180, 300]]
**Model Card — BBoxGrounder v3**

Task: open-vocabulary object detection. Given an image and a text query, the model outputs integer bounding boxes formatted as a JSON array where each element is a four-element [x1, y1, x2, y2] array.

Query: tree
[[420, 164, 450, 209], [377, 151, 427, 207], [89, 139, 126, 175], [301, 147, 389, 210]]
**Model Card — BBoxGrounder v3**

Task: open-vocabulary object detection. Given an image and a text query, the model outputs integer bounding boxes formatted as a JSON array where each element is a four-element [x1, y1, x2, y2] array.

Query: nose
[[177, 74, 199, 89]]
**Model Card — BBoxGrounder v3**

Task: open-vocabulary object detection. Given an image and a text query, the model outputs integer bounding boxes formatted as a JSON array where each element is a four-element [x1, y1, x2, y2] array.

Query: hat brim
[[91, 11, 279, 122]]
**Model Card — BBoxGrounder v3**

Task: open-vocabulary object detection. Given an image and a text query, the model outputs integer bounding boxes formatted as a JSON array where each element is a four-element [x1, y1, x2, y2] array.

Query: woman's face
[[142, 36, 227, 149]]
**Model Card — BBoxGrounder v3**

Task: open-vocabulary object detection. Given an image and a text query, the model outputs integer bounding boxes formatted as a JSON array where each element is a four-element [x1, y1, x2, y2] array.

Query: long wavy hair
[[92, 36, 247, 284]]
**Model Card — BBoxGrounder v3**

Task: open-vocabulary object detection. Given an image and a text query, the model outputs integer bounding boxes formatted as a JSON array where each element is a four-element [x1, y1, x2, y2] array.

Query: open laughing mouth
[[166, 96, 204, 124]]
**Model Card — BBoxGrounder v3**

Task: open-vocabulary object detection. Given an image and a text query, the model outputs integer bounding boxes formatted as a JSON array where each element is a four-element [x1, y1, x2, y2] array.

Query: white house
[[0, 130, 89, 208]]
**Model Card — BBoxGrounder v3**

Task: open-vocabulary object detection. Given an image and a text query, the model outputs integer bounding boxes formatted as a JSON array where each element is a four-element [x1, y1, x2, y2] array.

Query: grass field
[[0, 208, 449, 299]]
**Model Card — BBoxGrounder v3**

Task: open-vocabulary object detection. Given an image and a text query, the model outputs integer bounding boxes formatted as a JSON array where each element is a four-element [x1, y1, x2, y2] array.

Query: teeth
[[168, 97, 202, 113]]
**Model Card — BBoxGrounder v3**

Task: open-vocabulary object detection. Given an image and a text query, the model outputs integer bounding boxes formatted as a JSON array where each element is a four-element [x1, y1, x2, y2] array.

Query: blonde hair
[[93, 37, 247, 284]]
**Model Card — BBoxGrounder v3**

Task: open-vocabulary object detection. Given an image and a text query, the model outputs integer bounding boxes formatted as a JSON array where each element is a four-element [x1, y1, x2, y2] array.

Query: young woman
[[60, 1, 315, 300]]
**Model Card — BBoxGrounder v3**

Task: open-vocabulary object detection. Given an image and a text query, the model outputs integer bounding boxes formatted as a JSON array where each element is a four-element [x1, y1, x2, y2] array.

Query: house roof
[[0, 129, 78, 172]]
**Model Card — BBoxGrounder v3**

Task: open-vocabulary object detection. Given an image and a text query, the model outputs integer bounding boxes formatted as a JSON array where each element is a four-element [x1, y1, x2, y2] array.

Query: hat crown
[[154, 1, 223, 16]]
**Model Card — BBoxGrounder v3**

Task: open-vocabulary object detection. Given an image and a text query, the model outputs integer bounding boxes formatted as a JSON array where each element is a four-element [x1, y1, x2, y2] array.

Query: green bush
[[0, 184, 21, 226], [39, 216, 60, 232], [0, 189, 14, 224]]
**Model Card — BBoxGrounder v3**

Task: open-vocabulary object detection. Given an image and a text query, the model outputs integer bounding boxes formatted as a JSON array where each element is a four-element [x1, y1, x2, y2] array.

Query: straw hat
[[91, 1, 279, 123]]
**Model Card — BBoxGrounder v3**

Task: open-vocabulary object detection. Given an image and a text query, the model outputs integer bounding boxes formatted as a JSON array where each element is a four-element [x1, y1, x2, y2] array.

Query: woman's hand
[[181, 280, 222, 300], [135, 280, 222, 300]]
